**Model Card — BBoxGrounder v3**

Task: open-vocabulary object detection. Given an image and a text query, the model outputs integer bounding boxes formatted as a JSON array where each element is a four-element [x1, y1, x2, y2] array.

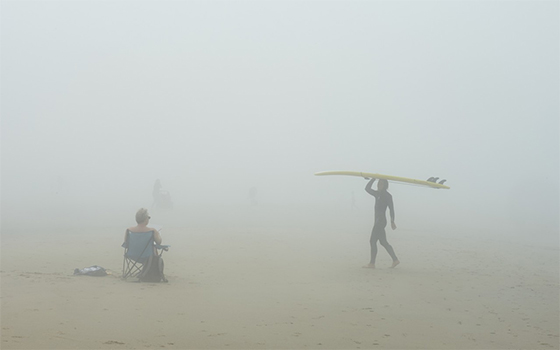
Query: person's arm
[[153, 229, 162, 245], [365, 178, 378, 197], [123, 230, 129, 247], [389, 195, 397, 230]]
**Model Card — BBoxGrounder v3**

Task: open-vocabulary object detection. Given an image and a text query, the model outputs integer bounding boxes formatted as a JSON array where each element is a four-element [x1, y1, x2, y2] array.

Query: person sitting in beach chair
[[122, 208, 169, 282]]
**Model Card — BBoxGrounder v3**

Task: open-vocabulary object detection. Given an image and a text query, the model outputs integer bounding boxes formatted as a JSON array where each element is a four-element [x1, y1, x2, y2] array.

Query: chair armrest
[[155, 244, 170, 251]]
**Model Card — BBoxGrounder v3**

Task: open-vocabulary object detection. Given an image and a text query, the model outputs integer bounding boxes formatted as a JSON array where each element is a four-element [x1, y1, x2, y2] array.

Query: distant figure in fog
[[351, 191, 357, 210], [363, 178, 399, 269], [152, 179, 162, 205], [152, 179, 173, 210]]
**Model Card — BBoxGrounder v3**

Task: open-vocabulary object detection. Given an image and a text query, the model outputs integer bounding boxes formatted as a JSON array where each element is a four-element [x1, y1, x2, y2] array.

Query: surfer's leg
[[378, 229, 399, 266], [369, 227, 379, 265], [363, 230, 378, 268]]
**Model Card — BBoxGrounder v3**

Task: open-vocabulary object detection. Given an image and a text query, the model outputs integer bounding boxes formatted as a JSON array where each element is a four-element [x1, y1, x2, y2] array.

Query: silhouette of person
[[363, 178, 399, 269], [351, 191, 358, 210], [152, 179, 162, 209]]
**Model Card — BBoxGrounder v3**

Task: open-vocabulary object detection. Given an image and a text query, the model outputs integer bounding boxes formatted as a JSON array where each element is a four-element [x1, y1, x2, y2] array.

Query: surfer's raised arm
[[365, 178, 378, 197]]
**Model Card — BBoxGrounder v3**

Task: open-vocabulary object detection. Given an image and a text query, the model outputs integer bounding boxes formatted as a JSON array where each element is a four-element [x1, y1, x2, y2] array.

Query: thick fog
[[1, 1, 558, 244]]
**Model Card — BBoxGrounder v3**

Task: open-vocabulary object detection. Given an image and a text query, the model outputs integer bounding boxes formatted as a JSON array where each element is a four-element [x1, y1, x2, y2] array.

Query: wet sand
[[1, 225, 559, 349]]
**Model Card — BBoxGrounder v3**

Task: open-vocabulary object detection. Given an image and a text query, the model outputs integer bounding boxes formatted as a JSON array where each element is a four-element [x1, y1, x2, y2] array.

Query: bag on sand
[[74, 265, 107, 276], [138, 255, 167, 283]]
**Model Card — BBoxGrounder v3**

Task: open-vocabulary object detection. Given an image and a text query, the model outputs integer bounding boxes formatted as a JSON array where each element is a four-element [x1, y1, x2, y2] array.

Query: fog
[[2, 2, 558, 238], [1, 2, 559, 349]]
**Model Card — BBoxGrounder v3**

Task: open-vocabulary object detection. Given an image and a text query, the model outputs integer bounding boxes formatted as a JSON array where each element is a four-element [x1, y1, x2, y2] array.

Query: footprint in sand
[[104, 340, 125, 345]]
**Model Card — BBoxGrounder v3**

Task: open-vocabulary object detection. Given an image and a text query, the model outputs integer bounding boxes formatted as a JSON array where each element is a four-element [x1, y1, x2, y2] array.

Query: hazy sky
[[1, 1, 558, 238]]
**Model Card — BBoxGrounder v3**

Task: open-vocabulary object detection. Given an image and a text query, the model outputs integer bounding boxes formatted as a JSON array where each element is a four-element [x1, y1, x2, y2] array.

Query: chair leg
[[122, 257, 146, 280], [122, 257, 126, 279]]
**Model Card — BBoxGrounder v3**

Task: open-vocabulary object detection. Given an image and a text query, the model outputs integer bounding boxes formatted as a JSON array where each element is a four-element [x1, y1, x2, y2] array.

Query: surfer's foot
[[362, 263, 376, 269], [390, 260, 400, 268]]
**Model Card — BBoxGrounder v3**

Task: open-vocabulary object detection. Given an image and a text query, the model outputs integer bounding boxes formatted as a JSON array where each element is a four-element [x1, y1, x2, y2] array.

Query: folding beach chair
[[122, 230, 169, 282]]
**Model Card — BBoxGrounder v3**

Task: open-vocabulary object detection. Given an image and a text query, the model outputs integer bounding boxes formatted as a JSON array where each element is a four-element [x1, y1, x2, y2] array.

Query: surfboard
[[314, 171, 450, 189]]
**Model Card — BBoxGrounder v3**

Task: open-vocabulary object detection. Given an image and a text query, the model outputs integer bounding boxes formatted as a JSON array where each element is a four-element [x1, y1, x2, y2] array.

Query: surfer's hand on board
[[391, 221, 397, 230]]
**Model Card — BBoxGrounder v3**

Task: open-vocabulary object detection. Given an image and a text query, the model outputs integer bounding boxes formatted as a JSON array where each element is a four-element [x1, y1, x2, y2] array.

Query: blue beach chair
[[122, 230, 169, 282]]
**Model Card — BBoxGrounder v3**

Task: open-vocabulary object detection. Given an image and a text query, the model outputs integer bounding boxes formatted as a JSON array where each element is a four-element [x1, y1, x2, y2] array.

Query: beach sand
[[1, 223, 558, 349]]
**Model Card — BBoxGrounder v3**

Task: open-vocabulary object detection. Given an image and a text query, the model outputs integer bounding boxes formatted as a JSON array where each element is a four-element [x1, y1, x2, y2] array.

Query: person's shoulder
[[127, 226, 150, 232]]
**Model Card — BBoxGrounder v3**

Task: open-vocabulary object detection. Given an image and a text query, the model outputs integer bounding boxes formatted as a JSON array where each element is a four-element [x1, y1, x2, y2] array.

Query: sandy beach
[[1, 219, 558, 350], [2, 0, 558, 348]]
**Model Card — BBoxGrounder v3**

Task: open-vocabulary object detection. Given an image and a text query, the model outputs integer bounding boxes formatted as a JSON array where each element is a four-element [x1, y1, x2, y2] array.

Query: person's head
[[135, 208, 150, 224], [377, 179, 389, 191]]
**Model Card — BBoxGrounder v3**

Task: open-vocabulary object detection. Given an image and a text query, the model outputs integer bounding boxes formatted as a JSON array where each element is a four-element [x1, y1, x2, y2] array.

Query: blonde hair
[[135, 208, 149, 224]]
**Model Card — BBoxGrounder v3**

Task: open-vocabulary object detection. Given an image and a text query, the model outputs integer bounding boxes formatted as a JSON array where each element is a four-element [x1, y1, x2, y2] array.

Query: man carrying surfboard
[[364, 178, 399, 269]]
